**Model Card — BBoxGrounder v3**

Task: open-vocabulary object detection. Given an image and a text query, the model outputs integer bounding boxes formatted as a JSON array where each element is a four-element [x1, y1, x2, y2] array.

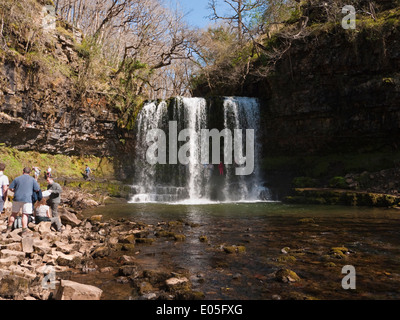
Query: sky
[[168, 0, 230, 29]]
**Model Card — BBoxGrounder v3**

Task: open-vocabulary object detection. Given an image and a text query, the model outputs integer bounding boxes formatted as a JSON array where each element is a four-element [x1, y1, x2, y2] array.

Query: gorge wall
[[256, 20, 400, 159]]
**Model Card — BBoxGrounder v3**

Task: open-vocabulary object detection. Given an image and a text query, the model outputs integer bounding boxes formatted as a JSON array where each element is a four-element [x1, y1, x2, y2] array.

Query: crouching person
[[34, 198, 62, 232]]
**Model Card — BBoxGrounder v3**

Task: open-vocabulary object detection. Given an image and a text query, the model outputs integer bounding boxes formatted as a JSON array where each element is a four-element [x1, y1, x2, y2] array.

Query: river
[[77, 201, 400, 300]]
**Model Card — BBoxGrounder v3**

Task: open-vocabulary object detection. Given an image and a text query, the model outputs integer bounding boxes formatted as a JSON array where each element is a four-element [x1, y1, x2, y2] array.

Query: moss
[[292, 176, 317, 188], [199, 235, 208, 242], [135, 238, 155, 244], [329, 176, 349, 189], [329, 247, 349, 259], [155, 230, 176, 238], [277, 255, 297, 263], [173, 234, 186, 242], [298, 218, 315, 224], [275, 269, 301, 283], [223, 245, 246, 254]]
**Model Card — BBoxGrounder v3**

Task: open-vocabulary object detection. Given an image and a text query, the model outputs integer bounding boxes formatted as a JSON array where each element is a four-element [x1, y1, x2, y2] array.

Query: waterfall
[[129, 97, 270, 203]]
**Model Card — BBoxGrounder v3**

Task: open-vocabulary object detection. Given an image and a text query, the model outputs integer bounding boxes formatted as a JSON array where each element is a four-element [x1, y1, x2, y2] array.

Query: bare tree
[[208, 0, 265, 44]]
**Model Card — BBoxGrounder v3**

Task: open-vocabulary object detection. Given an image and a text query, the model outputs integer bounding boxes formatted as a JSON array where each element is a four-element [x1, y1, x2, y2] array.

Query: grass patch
[[0, 146, 115, 181]]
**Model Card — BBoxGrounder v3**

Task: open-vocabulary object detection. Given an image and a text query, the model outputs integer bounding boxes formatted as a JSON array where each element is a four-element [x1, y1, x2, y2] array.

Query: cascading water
[[129, 96, 270, 203]]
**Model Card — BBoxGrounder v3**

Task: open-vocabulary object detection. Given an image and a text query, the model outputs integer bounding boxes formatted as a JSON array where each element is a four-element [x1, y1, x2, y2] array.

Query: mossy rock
[[119, 234, 136, 244], [174, 234, 186, 242], [89, 215, 103, 223], [298, 218, 316, 224], [223, 245, 246, 254], [199, 235, 208, 242], [329, 247, 349, 259], [175, 290, 205, 300], [120, 243, 135, 251], [136, 238, 156, 244], [155, 230, 176, 238], [324, 262, 336, 267], [275, 269, 301, 283], [168, 221, 184, 227], [281, 247, 290, 254], [277, 255, 297, 263]]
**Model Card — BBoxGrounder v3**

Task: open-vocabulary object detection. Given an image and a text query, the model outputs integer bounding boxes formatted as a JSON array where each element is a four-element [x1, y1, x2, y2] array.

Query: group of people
[[0, 163, 63, 236]]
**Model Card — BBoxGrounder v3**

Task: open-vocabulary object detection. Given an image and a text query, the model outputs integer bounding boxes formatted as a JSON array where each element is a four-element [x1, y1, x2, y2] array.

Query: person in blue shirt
[[3, 167, 40, 235]]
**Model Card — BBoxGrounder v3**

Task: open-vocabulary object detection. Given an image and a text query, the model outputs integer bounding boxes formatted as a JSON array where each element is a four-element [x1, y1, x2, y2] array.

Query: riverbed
[[75, 202, 400, 300]]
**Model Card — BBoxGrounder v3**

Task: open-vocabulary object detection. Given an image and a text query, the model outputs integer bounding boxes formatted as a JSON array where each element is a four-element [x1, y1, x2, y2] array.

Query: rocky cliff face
[[0, 30, 121, 157], [258, 19, 400, 158]]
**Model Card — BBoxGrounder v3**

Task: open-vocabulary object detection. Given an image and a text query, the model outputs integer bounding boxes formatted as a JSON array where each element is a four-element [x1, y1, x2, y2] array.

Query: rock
[[8, 229, 22, 241], [55, 280, 103, 300], [0, 275, 30, 298], [121, 243, 135, 251], [0, 256, 19, 267], [165, 277, 190, 292], [277, 255, 297, 263], [135, 238, 155, 244], [173, 234, 186, 242], [281, 247, 290, 254], [56, 252, 82, 268], [119, 265, 139, 277], [329, 247, 349, 259], [275, 269, 301, 283], [223, 245, 246, 254], [21, 237, 34, 253], [91, 246, 111, 258], [89, 215, 103, 223], [59, 208, 82, 227], [118, 255, 136, 265], [138, 281, 154, 295], [199, 235, 208, 242], [54, 241, 75, 254], [33, 240, 52, 256], [1, 242, 22, 251], [119, 234, 136, 244], [0, 249, 25, 261], [37, 222, 52, 234]]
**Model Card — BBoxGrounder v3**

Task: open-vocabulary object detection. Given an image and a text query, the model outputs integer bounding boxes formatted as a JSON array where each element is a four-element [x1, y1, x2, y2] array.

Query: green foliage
[[0, 146, 115, 181], [292, 176, 317, 188], [328, 176, 348, 189]]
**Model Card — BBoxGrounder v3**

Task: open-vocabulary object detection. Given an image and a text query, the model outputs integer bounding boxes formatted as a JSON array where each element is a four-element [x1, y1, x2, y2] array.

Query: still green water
[[80, 202, 400, 300]]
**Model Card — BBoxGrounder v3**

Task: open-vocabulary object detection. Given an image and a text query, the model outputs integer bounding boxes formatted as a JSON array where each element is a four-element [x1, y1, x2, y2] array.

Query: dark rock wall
[[258, 24, 400, 158]]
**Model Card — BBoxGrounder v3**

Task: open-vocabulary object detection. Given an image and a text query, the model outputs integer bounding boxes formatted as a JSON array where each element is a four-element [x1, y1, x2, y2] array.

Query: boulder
[[55, 280, 103, 300], [275, 269, 301, 283], [37, 222, 52, 234], [0, 275, 30, 298], [0, 256, 19, 267], [21, 237, 34, 253], [165, 276, 190, 292], [91, 246, 111, 258], [118, 265, 138, 277], [89, 215, 103, 223], [59, 208, 82, 227], [118, 255, 136, 265], [0, 249, 25, 261], [56, 252, 82, 268]]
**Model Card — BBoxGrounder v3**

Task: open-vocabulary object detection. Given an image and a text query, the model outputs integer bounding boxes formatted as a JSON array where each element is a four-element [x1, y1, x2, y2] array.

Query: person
[[84, 165, 92, 180], [32, 166, 41, 181], [3, 167, 40, 235], [46, 167, 52, 178], [34, 198, 63, 231], [218, 161, 224, 175], [0, 163, 9, 214], [32, 187, 43, 213], [46, 177, 63, 232]]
